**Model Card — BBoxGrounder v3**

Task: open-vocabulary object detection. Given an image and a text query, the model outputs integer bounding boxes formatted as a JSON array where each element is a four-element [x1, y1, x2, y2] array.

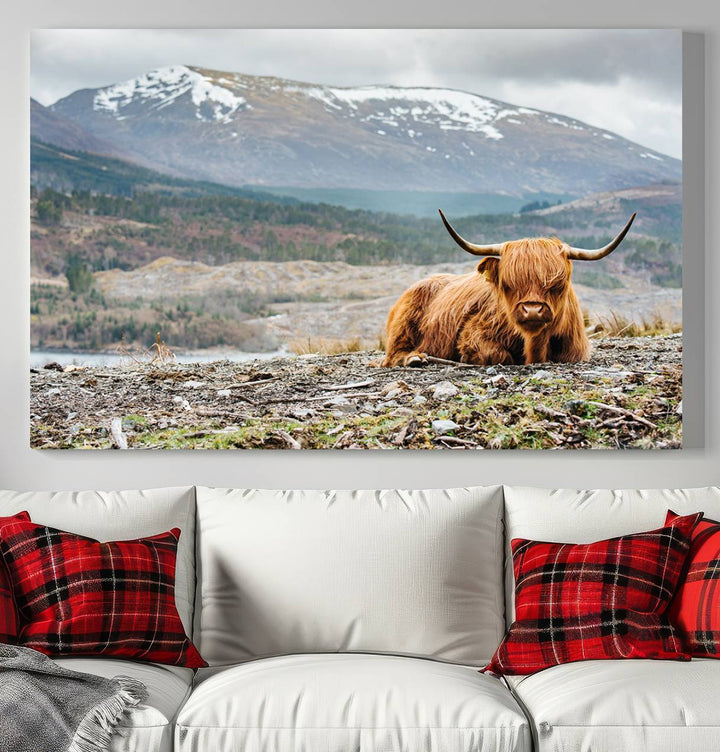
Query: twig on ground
[[585, 401, 657, 429]]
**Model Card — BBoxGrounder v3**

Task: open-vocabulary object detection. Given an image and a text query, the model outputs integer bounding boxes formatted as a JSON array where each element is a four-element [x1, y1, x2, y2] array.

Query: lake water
[[30, 348, 287, 368]]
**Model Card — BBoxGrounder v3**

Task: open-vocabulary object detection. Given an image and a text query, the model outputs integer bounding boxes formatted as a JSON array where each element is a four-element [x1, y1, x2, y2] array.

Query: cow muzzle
[[515, 301, 552, 329]]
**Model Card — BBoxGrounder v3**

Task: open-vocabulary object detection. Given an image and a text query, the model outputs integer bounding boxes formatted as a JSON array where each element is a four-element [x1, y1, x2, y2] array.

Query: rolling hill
[[30, 138, 299, 201]]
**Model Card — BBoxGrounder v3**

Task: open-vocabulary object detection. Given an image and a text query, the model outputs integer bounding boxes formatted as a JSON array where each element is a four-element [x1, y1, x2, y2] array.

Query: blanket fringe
[[68, 676, 148, 752]]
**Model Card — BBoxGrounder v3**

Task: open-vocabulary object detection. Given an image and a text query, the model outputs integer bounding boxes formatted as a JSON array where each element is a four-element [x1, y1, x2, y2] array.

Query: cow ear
[[477, 257, 499, 285]]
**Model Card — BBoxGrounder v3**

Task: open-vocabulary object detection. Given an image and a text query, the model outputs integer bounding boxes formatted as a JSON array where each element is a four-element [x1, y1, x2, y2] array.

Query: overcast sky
[[31, 29, 682, 158]]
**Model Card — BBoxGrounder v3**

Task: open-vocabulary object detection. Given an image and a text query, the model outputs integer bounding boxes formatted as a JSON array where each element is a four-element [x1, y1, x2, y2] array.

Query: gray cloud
[[31, 29, 682, 158]]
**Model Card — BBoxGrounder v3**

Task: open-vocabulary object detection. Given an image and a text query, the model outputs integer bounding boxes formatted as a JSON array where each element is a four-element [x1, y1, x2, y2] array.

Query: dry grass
[[117, 332, 176, 364], [289, 336, 364, 355], [589, 311, 682, 339], [290, 334, 385, 356]]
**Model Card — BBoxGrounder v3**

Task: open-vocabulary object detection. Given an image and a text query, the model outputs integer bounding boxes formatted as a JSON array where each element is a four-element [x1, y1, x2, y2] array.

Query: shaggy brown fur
[[382, 237, 591, 367]]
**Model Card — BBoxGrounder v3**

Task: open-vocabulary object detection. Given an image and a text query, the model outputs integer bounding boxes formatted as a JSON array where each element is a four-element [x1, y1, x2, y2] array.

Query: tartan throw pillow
[[484, 512, 701, 676], [0, 512, 31, 643], [0, 514, 206, 667], [666, 510, 720, 657]]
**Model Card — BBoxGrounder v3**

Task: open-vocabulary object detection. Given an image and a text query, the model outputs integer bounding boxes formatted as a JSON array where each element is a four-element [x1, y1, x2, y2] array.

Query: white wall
[[1, 0, 717, 491]]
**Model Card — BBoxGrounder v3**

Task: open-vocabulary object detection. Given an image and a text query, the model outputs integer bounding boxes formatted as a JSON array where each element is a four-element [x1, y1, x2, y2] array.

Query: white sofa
[[1, 485, 719, 752]]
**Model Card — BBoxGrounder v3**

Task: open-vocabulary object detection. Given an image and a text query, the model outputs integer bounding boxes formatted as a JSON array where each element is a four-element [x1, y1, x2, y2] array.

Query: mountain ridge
[[31, 98, 124, 158], [47, 65, 681, 196]]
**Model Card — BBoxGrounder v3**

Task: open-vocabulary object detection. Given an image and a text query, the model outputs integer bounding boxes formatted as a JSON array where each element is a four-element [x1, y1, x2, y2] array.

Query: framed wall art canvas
[[29, 29, 683, 450]]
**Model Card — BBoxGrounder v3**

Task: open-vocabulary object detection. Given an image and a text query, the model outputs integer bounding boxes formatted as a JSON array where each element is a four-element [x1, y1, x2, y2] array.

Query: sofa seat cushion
[[176, 654, 531, 752], [55, 657, 193, 752], [506, 658, 720, 752]]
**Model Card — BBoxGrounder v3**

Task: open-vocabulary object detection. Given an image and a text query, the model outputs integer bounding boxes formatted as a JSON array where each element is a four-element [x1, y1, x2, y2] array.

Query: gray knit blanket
[[0, 644, 147, 752]]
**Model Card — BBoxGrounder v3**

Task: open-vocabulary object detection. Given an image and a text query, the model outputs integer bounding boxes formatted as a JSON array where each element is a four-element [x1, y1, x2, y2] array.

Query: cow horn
[[565, 213, 637, 261], [438, 209, 506, 257]]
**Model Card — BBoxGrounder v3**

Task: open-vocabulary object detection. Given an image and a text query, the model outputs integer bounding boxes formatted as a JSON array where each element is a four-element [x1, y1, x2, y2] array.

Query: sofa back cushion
[[502, 486, 720, 622], [195, 486, 504, 667], [0, 487, 196, 638]]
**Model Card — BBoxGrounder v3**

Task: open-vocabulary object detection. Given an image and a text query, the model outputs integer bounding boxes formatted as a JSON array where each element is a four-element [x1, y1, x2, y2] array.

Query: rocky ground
[[30, 335, 682, 450]]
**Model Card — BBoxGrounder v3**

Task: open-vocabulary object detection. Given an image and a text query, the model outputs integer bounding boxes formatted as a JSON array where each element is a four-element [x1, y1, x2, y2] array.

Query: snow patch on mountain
[[547, 116, 585, 131], [93, 65, 248, 124], [299, 85, 542, 140]]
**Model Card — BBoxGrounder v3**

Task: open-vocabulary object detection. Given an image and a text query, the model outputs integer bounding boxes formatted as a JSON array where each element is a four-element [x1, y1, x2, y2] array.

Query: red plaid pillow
[[0, 514, 205, 667], [0, 512, 31, 643], [666, 510, 720, 657], [484, 512, 701, 676]]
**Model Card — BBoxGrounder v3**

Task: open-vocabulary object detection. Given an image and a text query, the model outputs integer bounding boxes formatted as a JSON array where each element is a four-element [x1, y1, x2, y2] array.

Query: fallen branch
[[393, 419, 417, 446], [194, 407, 248, 419], [183, 430, 212, 439], [274, 429, 302, 450], [598, 417, 627, 429], [109, 418, 128, 450], [586, 401, 657, 429], [425, 356, 481, 369], [264, 391, 382, 404], [226, 394, 257, 406], [432, 435, 478, 447], [332, 430, 354, 449], [534, 404, 569, 420], [325, 379, 375, 391], [311, 391, 382, 402]]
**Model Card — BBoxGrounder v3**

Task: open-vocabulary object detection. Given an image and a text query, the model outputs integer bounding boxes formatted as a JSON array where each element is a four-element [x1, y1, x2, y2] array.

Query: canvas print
[[29, 29, 683, 449]]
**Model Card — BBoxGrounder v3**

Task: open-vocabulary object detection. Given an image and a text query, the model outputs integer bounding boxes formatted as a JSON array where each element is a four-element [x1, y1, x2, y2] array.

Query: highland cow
[[381, 211, 636, 367]]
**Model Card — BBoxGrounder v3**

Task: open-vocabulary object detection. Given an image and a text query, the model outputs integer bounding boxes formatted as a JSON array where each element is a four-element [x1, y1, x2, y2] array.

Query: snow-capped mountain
[[47, 65, 681, 195], [91, 66, 249, 124]]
